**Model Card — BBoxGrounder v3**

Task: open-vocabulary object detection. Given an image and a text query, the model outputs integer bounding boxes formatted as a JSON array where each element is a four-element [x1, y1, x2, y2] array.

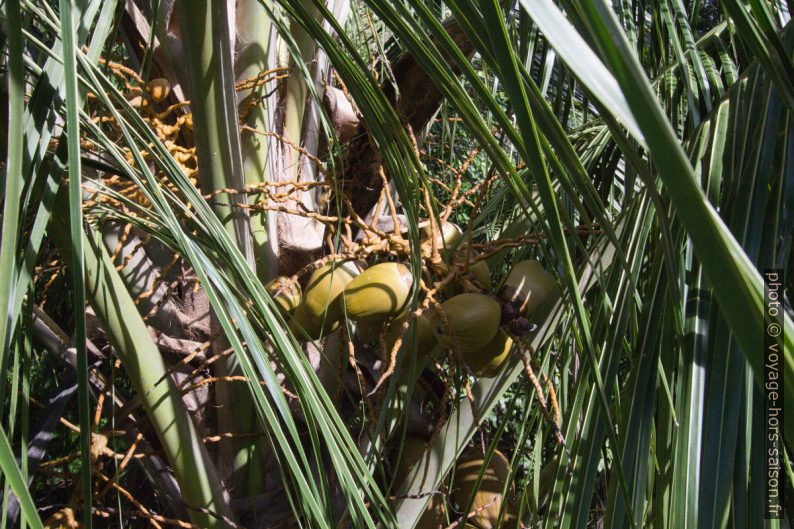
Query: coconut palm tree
[[0, 0, 791, 528]]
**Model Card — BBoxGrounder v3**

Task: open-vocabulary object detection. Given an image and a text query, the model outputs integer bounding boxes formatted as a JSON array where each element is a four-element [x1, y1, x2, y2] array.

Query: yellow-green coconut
[[341, 262, 413, 322], [385, 312, 437, 358], [290, 261, 359, 338], [422, 220, 463, 250], [462, 329, 513, 377], [431, 293, 501, 352]]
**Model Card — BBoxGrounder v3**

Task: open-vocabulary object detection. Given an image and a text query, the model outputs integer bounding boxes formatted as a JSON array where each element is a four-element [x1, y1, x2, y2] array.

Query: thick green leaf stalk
[[176, 0, 262, 495], [236, 0, 279, 283], [282, 5, 318, 174], [234, 0, 279, 494], [177, 0, 252, 248]]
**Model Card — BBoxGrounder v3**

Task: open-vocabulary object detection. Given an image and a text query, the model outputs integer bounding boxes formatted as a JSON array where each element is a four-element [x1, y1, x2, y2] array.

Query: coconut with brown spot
[[147, 78, 171, 103], [499, 260, 555, 317], [265, 276, 302, 314]]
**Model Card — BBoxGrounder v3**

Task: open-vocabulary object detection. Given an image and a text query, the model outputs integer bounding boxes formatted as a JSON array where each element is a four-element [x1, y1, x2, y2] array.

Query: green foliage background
[[0, 0, 792, 528]]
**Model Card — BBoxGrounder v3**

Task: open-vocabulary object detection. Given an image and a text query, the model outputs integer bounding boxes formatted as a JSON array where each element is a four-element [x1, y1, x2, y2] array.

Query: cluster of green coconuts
[[265, 221, 556, 379]]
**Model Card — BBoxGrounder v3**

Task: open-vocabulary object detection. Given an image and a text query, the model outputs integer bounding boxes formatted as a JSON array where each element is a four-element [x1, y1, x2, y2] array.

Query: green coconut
[[462, 329, 513, 377], [468, 259, 492, 290], [291, 261, 359, 338], [431, 293, 501, 352], [443, 252, 492, 296], [265, 276, 302, 314], [499, 260, 555, 317], [290, 303, 339, 338], [385, 312, 438, 358], [453, 449, 518, 529], [341, 262, 413, 322], [422, 220, 463, 250]]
